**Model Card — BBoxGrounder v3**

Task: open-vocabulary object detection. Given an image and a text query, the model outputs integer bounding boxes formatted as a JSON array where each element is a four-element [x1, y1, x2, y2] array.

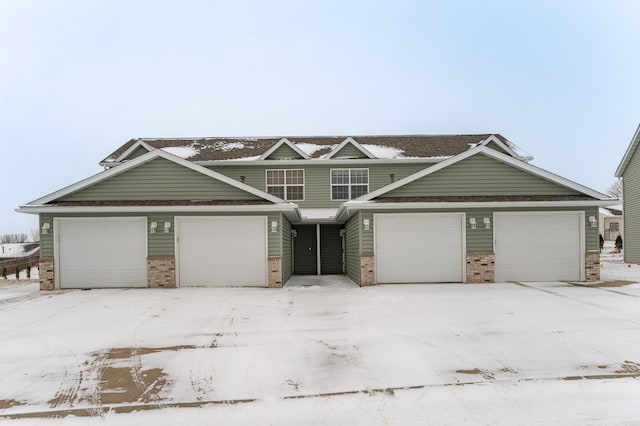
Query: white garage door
[[56, 218, 147, 289], [494, 212, 584, 282], [176, 216, 267, 287], [375, 213, 464, 283]]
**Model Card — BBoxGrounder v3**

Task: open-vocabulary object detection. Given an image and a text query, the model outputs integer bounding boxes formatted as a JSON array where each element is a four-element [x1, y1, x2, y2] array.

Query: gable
[[331, 143, 370, 159], [379, 153, 582, 198], [265, 143, 306, 159], [58, 158, 263, 202], [483, 140, 511, 156], [126, 145, 152, 160]]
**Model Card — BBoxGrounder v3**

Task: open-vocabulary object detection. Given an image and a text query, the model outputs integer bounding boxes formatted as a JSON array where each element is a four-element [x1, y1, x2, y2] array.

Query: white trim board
[[25, 149, 287, 206], [356, 146, 614, 202]]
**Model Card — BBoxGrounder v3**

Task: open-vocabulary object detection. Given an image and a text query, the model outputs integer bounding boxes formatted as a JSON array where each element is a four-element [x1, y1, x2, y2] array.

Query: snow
[[220, 142, 245, 151], [3, 266, 39, 281], [296, 143, 334, 156], [225, 155, 261, 161], [0, 244, 37, 258], [160, 146, 199, 159], [361, 144, 404, 159], [1, 264, 640, 424]]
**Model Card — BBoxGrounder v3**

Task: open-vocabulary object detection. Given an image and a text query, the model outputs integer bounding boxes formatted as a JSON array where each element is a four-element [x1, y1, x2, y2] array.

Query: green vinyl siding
[[40, 212, 282, 258], [147, 216, 174, 256], [60, 158, 262, 202], [208, 162, 428, 208], [345, 213, 361, 284], [40, 214, 54, 257], [360, 211, 374, 254], [383, 154, 581, 198], [282, 215, 292, 283], [266, 144, 305, 159], [332, 143, 369, 159], [623, 149, 640, 262]]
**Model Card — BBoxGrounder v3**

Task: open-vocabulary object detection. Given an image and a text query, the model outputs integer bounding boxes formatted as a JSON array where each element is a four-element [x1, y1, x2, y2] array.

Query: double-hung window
[[331, 169, 369, 200], [266, 169, 304, 201]]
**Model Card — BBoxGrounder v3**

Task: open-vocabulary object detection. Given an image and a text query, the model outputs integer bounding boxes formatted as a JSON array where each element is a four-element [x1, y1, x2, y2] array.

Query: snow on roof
[[361, 144, 404, 159], [160, 146, 199, 159], [299, 208, 338, 221]]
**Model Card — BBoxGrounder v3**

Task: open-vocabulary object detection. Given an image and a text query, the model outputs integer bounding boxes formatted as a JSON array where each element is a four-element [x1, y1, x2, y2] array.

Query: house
[[18, 134, 616, 290], [616, 123, 640, 262], [598, 205, 623, 242]]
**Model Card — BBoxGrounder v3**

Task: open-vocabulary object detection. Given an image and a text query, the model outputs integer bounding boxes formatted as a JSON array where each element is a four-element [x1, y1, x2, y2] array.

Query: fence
[[0, 254, 40, 277]]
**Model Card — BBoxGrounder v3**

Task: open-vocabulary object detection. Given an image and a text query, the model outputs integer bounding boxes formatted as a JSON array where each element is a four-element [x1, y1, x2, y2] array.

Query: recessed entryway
[[292, 224, 345, 275]]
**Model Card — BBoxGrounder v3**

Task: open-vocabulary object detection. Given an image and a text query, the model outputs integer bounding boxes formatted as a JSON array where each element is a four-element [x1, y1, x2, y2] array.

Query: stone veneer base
[[585, 251, 600, 282], [360, 254, 376, 286], [147, 256, 176, 288], [466, 253, 495, 284], [39, 258, 54, 291], [268, 256, 283, 288]]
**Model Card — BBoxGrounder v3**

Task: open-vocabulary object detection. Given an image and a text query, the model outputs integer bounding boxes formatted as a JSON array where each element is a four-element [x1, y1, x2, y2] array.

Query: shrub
[[615, 235, 623, 253], [1, 267, 5, 279], [15, 267, 19, 279], [599, 234, 604, 252], [26, 267, 31, 279]]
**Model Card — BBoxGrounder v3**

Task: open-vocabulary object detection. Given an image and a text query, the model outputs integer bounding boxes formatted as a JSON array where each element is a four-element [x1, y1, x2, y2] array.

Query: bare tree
[[0, 233, 29, 243], [607, 179, 623, 200], [30, 228, 40, 243]]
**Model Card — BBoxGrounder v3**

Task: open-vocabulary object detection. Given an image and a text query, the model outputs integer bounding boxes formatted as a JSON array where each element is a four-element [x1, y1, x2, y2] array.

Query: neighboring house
[[18, 134, 616, 290], [0, 243, 40, 259], [598, 205, 623, 242], [616, 123, 640, 262]]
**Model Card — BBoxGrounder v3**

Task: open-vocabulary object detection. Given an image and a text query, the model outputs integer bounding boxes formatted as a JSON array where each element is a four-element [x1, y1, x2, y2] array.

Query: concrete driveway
[[0, 280, 639, 425]]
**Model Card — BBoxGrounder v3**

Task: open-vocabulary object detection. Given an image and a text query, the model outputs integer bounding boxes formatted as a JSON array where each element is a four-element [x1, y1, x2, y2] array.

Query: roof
[[615, 123, 640, 177], [101, 134, 527, 164]]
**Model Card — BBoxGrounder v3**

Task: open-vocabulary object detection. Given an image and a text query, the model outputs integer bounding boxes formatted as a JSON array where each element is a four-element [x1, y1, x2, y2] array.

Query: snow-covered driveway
[[1, 278, 640, 425]]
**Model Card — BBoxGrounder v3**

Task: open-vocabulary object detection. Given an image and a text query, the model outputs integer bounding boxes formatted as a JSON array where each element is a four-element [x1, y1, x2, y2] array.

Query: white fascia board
[[197, 157, 446, 166], [258, 138, 311, 160], [325, 137, 377, 159], [26, 149, 285, 206], [358, 146, 612, 201], [16, 203, 301, 215], [615, 123, 640, 177], [337, 199, 618, 218]]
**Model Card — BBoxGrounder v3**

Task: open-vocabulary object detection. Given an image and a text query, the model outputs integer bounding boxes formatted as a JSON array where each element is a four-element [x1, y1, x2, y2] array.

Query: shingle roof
[[101, 134, 513, 163]]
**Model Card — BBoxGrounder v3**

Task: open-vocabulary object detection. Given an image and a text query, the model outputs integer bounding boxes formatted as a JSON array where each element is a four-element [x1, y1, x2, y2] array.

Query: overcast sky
[[1, 0, 639, 235]]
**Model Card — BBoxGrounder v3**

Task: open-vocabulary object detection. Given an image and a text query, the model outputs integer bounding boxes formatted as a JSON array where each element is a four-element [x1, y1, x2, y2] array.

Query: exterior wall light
[[164, 222, 172, 233], [150, 222, 158, 233], [589, 216, 597, 228], [41, 222, 50, 235], [483, 217, 491, 229], [469, 218, 477, 230], [363, 219, 370, 231], [271, 221, 278, 233]]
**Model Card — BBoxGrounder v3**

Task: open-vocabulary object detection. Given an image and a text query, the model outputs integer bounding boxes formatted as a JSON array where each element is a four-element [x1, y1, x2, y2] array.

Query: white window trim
[[265, 169, 305, 201], [330, 168, 369, 201]]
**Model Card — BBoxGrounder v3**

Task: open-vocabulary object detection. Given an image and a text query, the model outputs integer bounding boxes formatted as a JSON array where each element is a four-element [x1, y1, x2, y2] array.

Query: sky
[[1, 0, 639, 235]]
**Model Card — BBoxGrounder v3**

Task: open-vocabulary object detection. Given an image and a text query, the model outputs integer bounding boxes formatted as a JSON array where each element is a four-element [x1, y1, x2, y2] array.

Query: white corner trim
[[325, 137, 377, 159], [357, 145, 613, 202], [615, 123, 640, 177], [114, 140, 155, 162], [259, 138, 311, 160], [26, 149, 286, 206]]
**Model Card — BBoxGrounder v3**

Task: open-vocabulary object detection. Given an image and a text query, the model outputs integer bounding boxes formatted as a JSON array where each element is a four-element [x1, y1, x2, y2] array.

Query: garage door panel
[[177, 216, 267, 287], [495, 213, 582, 282], [375, 214, 463, 284], [57, 218, 147, 288]]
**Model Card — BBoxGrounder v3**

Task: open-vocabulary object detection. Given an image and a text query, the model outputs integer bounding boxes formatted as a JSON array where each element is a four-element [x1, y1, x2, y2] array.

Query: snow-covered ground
[[0, 263, 639, 425]]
